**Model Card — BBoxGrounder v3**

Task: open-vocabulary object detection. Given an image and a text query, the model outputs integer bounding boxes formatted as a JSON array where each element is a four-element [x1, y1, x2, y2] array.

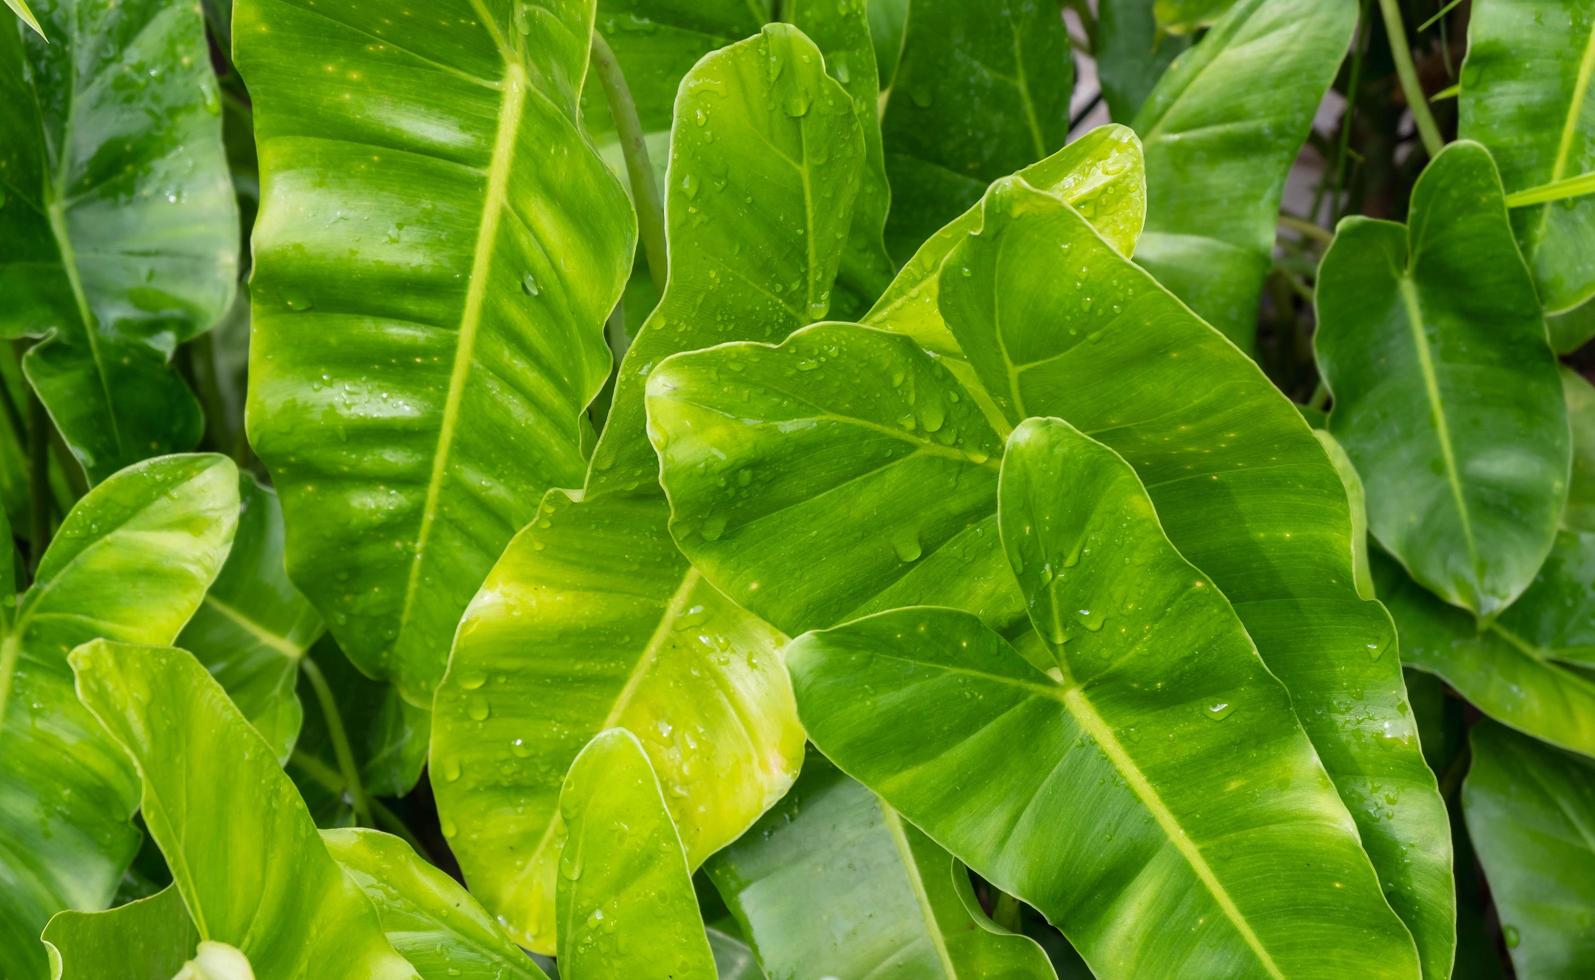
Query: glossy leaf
[[556, 729, 715, 980], [236, 0, 635, 704], [42, 887, 198, 980], [879, 0, 1072, 260], [1097, 0, 1189, 122], [1132, 0, 1356, 349], [0, 0, 238, 481], [709, 756, 1056, 980], [1317, 141, 1570, 617], [1459, 0, 1595, 315], [322, 827, 548, 980], [586, 23, 864, 494], [431, 489, 802, 952], [1464, 723, 1595, 978], [177, 474, 320, 760], [652, 181, 1452, 975], [0, 454, 237, 980], [70, 642, 416, 978], [785, 425, 1421, 978]]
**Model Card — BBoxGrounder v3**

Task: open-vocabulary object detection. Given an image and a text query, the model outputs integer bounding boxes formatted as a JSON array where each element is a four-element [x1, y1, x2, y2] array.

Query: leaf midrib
[[1530, 12, 1595, 255], [878, 803, 959, 978], [391, 58, 530, 669]]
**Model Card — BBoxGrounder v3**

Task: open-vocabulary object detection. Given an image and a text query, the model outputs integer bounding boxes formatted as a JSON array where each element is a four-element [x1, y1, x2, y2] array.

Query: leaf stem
[[288, 749, 434, 860], [1278, 214, 1334, 246], [1506, 171, 1595, 208], [590, 31, 668, 295], [25, 388, 51, 574], [993, 891, 1022, 932], [1308, 381, 1331, 413], [1376, 0, 1444, 157], [299, 656, 374, 828]]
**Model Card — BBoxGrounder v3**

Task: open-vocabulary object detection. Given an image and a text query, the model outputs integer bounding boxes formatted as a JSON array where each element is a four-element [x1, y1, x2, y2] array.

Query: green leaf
[[1566, 369, 1595, 533], [556, 728, 715, 980], [1316, 141, 1571, 618], [1459, 0, 1595, 315], [1315, 429, 1376, 601], [0, 0, 239, 481], [708, 756, 1056, 980], [431, 489, 802, 952], [862, 124, 1147, 373], [69, 642, 416, 978], [867, 0, 909, 85], [1097, 0, 1190, 122], [650, 180, 1453, 976], [782, 419, 1421, 977], [3, 0, 44, 38], [42, 887, 198, 980], [1463, 723, 1595, 978], [879, 0, 1072, 260], [234, 0, 636, 705], [586, 23, 864, 494], [0, 454, 238, 980], [172, 943, 253, 980], [177, 474, 321, 760], [1153, 0, 1237, 32], [707, 925, 765, 980], [1132, 0, 1357, 349], [322, 827, 548, 980]]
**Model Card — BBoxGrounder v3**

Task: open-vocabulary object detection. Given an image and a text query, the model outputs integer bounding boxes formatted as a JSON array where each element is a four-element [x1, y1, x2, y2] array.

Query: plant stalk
[[1376, 0, 1444, 158], [288, 749, 434, 859], [590, 31, 669, 295], [25, 389, 51, 574], [299, 656, 375, 828]]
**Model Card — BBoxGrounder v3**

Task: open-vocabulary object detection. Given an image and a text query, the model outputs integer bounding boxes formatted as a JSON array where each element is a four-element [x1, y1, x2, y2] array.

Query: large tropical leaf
[[651, 181, 1453, 975], [1464, 723, 1595, 978], [585, 22, 863, 494], [1316, 141, 1570, 618], [1460, 0, 1595, 317], [177, 474, 320, 760], [556, 729, 716, 980], [878, 0, 1072, 260], [0, 0, 238, 481], [708, 756, 1056, 979], [235, 0, 636, 704], [42, 887, 198, 980], [1131, 0, 1356, 349], [323, 828, 548, 979], [431, 489, 802, 952], [781, 417, 1421, 978], [70, 642, 416, 977], [0, 454, 237, 980]]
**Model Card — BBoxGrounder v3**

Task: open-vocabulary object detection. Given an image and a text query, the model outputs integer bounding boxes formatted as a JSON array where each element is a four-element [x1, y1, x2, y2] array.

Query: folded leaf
[[70, 643, 416, 978], [0, 454, 238, 980], [556, 729, 715, 980], [791, 417, 1419, 978], [1464, 723, 1595, 978], [0, 0, 238, 480], [586, 23, 864, 494], [42, 887, 198, 980], [708, 756, 1056, 979], [322, 827, 548, 979], [879, 0, 1072, 259], [431, 490, 802, 952], [178, 474, 321, 760], [1316, 141, 1570, 617], [236, 0, 635, 704], [1132, 0, 1356, 349], [1460, 0, 1595, 315]]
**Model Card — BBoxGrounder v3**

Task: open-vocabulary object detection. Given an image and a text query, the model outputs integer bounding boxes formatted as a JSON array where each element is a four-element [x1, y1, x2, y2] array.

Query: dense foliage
[[1, 0, 1591, 977]]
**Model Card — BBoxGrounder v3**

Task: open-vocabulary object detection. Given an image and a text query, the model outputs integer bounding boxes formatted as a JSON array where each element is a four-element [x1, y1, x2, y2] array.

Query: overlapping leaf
[[709, 757, 1056, 979], [1098, 0, 1189, 122], [650, 178, 1452, 975], [0, 0, 238, 480], [1132, 0, 1356, 349], [0, 455, 237, 980], [556, 729, 715, 980], [1460, 0, 1595, 318], [1464, 723, 1595, 978], [1317, 141, 1570, 617], [879, 0, 1072, 259], [70, 642, 416, 977], [783, 418, 1420, 978], [236, 0, 635, 704]]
